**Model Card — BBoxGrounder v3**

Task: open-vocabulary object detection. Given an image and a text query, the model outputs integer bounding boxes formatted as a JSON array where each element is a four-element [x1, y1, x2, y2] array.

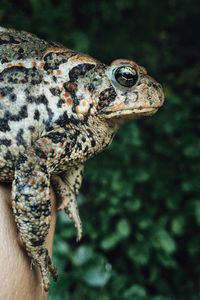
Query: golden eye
[[114, 66, 139, 88]]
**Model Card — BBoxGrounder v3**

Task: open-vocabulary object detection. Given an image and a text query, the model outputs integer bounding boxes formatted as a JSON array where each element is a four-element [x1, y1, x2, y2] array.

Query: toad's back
[[0, 27, 80, 176], [0, 28, 51, 174], [0, 27, 50, 61]]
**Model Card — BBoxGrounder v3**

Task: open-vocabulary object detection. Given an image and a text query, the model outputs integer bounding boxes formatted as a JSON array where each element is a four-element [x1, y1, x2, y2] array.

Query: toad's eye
[[114, 66, 139, 88]]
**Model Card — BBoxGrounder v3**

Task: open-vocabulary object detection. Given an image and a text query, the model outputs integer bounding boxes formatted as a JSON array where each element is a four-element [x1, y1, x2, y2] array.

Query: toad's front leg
[[11, 128, 69, 291], [12, 150, 57, 291]]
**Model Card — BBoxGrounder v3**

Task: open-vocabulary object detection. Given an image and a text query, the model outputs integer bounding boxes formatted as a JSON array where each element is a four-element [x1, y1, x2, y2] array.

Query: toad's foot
[[52, 174, 83, 241], [29, 247, 58, 291], [65, 198, 82, 242]]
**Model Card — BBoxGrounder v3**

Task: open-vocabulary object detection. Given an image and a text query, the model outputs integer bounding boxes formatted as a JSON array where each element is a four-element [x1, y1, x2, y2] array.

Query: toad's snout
[[141, 75, 165, 108], [149, 79, 165, 108]]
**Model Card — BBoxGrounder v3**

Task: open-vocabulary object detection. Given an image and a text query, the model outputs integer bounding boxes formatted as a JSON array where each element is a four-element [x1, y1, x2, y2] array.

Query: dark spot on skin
[[0, 139, 11, 146], [0, 118, 10, 132], [20, 105, 28, 119], [98, 86, 117, 110], [68, 133, 75, 141], [91, 139, 96, 147], [29, 95, 54, 130], [28, 126, 35, 132], [18, 47, 24, 54], [83, 146, 89, 153], [4, 105, 28, 122], [43, 52, 66, 71], [43, 51, 76, 72], [16, 129, 26, 146], [34, 147, 47, 159], [1, 57, 9, 64], [44, 107, 54, 130], [0, 66, 27, 84], [53, 75, 57, 83], [30, 204, 40, 212], [0, 66, 42, 85], [47, 131, 66, 144], [73, 115, 88, 126], [4, 150, 13, 161], [27, 94, 48, 105], [30, 239, 44, 247], [55, 111, 69, 127], [43, 210, 50, 216], [88, 82, 95, 92], [41, 201, 51, 212], [0, 86, 14, 97], [57, 99, 65, 108], [34, 109, 40, 120], [86, 128, 93, 138], [29, 68, 43, 85], [69, 63, 95, 82], [50, 88, 62, 97], [40, 164, 48, 175], [16, 154, 27, 169], [76, 142, 82, 150], [9, 93, 17, 102], [30, 227, 39, 235]]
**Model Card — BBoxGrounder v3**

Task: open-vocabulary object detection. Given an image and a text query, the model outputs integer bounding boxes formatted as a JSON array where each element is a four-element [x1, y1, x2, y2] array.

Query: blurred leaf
[[171, 215, 185, 235], [151, 229, 176, 254], [116, 218, 131, 237], [100, 233, 120, 250], [123, 284, 146, 299], [70, 246, 93, 266], [83, 263, 112, 287]]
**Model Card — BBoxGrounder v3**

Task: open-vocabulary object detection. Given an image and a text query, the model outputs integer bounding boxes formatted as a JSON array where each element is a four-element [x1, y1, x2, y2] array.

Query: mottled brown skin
[[0, 27, 164, 291]]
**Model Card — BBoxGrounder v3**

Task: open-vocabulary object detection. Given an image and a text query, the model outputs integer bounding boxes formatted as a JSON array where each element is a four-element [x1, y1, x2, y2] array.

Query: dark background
[[1, 1, 200, 299]]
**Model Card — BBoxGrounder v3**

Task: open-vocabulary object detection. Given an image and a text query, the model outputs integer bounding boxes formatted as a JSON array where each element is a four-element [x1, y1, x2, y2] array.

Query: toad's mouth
[[102, 107, 159, 119]]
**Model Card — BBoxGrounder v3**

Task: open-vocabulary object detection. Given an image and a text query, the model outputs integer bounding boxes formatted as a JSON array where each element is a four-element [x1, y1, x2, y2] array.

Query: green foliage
[[1, 0, 200, 299]]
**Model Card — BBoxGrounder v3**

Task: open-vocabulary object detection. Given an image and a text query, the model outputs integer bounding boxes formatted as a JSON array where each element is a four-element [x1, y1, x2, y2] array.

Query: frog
[[0, 26, 164, 291]]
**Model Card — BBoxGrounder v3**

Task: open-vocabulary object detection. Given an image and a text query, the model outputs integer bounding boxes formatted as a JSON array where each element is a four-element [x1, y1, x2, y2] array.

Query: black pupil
[[114, 66, 138, 88]]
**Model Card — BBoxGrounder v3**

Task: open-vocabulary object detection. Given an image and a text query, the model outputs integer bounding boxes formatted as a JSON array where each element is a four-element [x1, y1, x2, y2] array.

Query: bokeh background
[[1, 0, 200, 299]]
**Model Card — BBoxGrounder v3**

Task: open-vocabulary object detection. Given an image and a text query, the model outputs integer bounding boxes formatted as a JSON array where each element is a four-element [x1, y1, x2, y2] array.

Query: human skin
[[0, 184, 56, 300]]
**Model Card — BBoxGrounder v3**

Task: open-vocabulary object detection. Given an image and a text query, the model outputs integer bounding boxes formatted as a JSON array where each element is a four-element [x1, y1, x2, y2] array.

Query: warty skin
[[0, 27, 164, 290]]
